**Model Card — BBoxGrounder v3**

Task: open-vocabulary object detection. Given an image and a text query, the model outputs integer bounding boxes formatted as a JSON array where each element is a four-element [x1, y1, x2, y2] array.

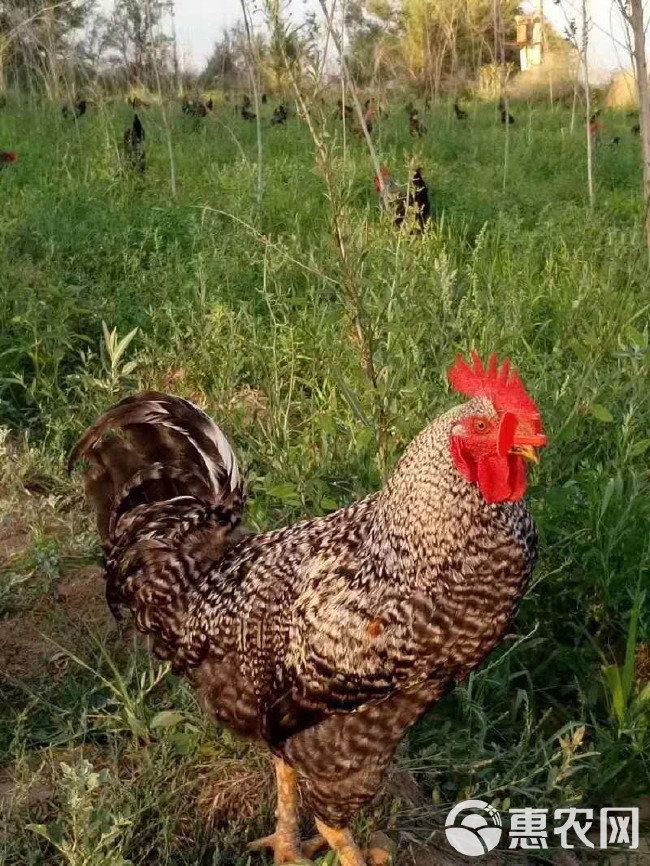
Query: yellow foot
[[314, 819, 367, 866], [248, 832, 305, 864], [248, 832, 328, 864]]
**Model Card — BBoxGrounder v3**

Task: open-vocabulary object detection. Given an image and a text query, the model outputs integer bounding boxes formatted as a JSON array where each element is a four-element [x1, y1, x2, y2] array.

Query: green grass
[[0, 94, 649, 864]]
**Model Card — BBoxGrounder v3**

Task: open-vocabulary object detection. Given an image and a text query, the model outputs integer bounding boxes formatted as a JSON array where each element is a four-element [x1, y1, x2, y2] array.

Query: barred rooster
[[70, 353, 547, 866]]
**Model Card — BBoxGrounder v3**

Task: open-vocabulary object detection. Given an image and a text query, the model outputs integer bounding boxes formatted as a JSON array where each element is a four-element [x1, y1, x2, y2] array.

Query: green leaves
[[587, 403, 614, 423], [101, 322, 139, 374], [266, 481, 302, 506], [27, 761, 133, 866], [629, 438, 650, 457], [149, 710, 185, 730]]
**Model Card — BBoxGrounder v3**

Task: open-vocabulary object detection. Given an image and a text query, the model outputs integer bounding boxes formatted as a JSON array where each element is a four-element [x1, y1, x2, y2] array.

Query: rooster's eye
[[473, 419, 489, 434]]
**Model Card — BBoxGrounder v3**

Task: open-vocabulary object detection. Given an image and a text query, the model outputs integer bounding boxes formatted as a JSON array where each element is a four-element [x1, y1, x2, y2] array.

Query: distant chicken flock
[[1, 93, 643, 205]]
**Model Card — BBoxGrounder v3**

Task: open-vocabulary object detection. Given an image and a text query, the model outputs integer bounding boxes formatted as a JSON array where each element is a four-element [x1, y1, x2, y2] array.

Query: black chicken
[[374, 166, 432, 233], [271, 104, 288, 126], [499, 99, 514, 125], [123, 114, 145, 174], [453, 100, 468, 120], [408, 108, 427, 137], [62, 99, 87, 119], [241, 95, 256, 121], [182, 98, 208, 118]]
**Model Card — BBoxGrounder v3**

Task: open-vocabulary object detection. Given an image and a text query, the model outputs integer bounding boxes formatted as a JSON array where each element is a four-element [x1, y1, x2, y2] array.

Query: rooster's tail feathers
[[69, 392, 244, 541]]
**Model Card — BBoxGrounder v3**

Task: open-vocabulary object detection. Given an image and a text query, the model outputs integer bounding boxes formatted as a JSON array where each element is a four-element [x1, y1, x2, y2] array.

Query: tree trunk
[[495, 0, 509, 193], [582, 0, 594, 208], [628, 0, 650, 250]]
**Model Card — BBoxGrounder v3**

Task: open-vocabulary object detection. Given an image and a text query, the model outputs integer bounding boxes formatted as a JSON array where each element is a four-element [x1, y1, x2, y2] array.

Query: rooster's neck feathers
[[369, 399, 516, 580]]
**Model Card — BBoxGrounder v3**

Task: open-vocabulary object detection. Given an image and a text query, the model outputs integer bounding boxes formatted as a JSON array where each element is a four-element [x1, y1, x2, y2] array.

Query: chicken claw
[[314, 819, 367, 866], [248, 832, 305, 864], [249, 758, 305, 864]]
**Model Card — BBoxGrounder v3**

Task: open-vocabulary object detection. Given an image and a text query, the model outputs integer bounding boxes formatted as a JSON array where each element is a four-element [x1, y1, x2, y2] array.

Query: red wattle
[[477, 454, 513, 503], [451, 438, 528, 503]]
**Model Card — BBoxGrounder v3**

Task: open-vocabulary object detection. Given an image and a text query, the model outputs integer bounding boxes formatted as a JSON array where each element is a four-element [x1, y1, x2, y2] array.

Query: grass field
[[0, 94, 649, 865]]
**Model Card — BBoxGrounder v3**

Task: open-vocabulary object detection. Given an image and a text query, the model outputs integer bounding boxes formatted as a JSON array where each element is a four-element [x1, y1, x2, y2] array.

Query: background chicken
[[499, 98, 515, 125], [62, 98, 87, 119], [453, 99, 468, 120], [70, 353, 547, 866], [271, 104, 288, 126], [240, 94, 256, 121], [0, 151, 18, 171], [123, 114, 145, 174], [408, 107, 427, 136], [374, 165, 432, 232], [182, 97, 209, 117]]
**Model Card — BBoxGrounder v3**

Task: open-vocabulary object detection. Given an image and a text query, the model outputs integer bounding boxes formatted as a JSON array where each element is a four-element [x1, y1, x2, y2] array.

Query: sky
[[542, 1, 632, 76], [99, 0, 633, 77]]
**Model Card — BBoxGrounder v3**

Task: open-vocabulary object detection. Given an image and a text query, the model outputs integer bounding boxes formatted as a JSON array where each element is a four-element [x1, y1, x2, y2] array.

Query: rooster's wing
[[267, 516, 532, 747]]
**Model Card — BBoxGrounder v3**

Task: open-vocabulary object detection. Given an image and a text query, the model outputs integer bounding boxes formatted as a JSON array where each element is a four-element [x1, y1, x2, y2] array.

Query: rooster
[[70, 353, 547, 866], [374, 165, 432, 232], [0, 151, 18, 171]]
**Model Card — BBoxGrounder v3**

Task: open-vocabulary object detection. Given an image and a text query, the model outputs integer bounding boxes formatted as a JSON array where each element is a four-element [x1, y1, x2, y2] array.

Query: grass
[[0, 93, 649, 864]]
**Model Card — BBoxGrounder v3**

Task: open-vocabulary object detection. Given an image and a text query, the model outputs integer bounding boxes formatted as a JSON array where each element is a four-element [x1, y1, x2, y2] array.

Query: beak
[[509, 431, 548, 464], [510, 444, 540, 463]]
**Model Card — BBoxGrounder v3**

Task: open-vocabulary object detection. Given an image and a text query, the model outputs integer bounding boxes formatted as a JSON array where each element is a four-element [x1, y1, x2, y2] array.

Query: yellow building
[[515, 13, 543, 72]]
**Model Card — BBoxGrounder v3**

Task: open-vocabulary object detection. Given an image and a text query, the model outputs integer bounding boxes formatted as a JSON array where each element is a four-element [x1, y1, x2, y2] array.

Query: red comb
[[448, 351, 540, 416], [1, 151, 18, 163]]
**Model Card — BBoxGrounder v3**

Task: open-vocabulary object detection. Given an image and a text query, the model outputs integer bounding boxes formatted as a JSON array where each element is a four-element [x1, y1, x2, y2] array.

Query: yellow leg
[[314, 819, 366, 866], [249, 758, 303, 864]]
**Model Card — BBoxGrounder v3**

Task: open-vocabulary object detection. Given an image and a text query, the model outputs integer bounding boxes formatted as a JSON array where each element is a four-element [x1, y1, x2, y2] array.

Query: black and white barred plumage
[[70, 391, 537, 829]]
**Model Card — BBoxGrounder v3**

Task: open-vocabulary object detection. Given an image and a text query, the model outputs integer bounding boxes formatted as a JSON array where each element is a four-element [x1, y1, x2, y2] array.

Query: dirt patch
[[0, 565, 116, 681], [0, 517, 31, 565], [198, 749, 274, 828]]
